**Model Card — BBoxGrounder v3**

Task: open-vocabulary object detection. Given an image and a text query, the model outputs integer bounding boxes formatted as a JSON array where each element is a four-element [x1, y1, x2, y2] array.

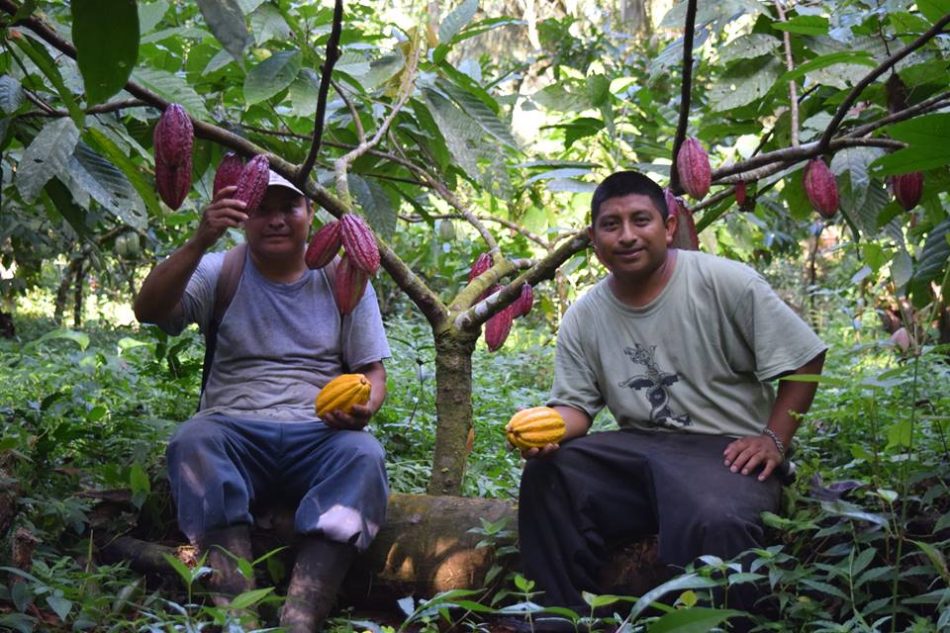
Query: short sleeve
[[154, 252, 223, 336], [340, 280, 391, 370], [547, 306, 605, 419], [735, 275, 827, 381]]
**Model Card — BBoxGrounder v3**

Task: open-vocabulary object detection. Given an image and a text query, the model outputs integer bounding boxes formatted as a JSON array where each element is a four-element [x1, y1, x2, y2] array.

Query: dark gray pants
[[518, 430, 781, 608], [166, 414, 388, 552]]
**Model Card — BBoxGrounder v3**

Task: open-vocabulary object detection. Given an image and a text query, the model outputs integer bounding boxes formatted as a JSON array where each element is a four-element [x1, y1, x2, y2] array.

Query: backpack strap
[[199, 243, 247, 403]]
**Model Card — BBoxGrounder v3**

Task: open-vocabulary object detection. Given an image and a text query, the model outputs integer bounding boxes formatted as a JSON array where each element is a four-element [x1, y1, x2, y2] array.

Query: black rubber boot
[[279, 536, 356, 633], [199, 524, 255, 608]]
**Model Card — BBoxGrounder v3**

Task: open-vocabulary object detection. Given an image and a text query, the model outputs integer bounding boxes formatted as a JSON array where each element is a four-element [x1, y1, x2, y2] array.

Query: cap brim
[[268, 170, 304, 195]]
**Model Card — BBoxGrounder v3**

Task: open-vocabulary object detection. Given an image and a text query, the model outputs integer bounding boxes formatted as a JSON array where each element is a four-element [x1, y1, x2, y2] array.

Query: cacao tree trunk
[[426, 329, 480, 496]]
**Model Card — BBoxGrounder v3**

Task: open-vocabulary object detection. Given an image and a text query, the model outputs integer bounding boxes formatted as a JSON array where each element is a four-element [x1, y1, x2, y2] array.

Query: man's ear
[[664, 212, 678, 245]]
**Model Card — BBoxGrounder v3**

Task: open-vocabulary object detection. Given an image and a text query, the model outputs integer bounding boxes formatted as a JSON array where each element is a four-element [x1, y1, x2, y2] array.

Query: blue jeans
[[166, 414, 388, 552]]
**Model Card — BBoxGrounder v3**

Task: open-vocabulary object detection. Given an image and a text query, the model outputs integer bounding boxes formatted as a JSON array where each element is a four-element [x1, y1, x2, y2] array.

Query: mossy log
[[97, 493, 666, 607]]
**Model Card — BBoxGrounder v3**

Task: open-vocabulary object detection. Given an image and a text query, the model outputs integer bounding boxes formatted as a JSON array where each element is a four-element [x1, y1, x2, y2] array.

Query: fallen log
[[97, 493, 667, 608]]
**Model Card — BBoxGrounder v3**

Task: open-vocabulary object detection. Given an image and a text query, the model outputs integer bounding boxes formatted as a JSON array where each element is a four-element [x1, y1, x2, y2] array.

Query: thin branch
[[399, 213, 555, 249], [21, 98, 146, 117], [817, 12, 950, 152], [453, 230, 590, 330], [333, 39, 422, 199], [774, 0, 799, 146], [845, 92, 950, 139], [332, 78, 365, 143], [299, 0, 343, 184], [669, 0, 698, 192]]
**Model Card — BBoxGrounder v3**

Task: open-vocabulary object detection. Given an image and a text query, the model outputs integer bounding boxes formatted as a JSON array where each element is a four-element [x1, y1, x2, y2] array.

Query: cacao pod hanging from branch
[[664, 188, 699, 251], [889, 172, 924, 211], [512, 284, 534, 318], [306, 221, 343, 269], [803, 159, 839, 219], [235, 155, 270, 214], [152, 103, 193, 210], [484, 286, 515, 352], [676, 137, 711, 200], [340, 214, 380, 275], [213, 152, 245, 196], [333, 253, 370, 316]]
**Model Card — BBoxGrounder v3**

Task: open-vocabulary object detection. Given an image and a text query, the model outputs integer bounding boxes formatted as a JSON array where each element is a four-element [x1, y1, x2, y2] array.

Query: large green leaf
[[648, 607, 744, 633], [287, 68, 319, 118], [0, 75, 24, 114], [131, 67, 208, 118], [66, 142, 147, 229], [196, 0, 251, 64], [437, 78, 517, 148], [423, 88, 482, 182], [348, 174, 396, 240], [138, 0, 169, 35], [772, 15, 829, 35], [438, 0, 478, 44], [13, 35, 83, 125], [912, 218, 949, 285], [72, 0, 139, 105], [710, 57, 783, 112], [870, 113, 950, 175], [660, 0, 763, 29], [831, 147, 885, 234], [249, 3, 291, 45], [243, 50, 301, 105], [16, 117, 80, 202], [628, 573, 720, 621], [719, 33, 779, 65], [776, 51, 876, 85], [86, 127, 162, 219]]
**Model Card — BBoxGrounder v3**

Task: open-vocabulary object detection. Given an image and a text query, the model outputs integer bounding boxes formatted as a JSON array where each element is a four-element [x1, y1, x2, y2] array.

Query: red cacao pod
[[333, 254, 370, 316], [663, 188, 698, 251], [340, 214, 380, 275], [153, 104, 193, 169], [512, 283, 534, 318], [890, 172, 923, 211], [235, 154, 270, 214], [306, 221, 343, 270], [484, 288, 515, 352], [735, 181, 747, 206], [804, 159, 839, 219], [676, 137, 711, 199], [213, 152, 245, 196], [468, 252, 492, 282], [155, 154, 192, 210]]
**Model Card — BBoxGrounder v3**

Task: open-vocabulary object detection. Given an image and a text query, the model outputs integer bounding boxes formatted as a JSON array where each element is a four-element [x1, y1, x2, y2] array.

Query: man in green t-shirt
[[516, 171, 826, 614]]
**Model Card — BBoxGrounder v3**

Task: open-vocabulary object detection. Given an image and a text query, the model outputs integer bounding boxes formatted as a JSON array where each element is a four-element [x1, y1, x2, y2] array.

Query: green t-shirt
[[549, 250, 827, 438]]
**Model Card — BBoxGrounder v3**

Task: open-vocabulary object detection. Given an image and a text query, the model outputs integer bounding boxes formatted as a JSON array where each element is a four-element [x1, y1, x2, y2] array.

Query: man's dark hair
[[590, 171, 668, 224]]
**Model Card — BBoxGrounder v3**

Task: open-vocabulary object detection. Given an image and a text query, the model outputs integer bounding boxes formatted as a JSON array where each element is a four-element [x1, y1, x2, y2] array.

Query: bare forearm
[[767, 351, 826, 446], [553, 405, 592, 441], [133, 238, 206, 324], [358, 361, 387, 415]]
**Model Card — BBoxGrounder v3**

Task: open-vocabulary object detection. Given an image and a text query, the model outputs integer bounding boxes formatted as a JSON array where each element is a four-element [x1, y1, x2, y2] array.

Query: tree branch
[[399, 213, 555, 249], [669, 0, 698, 192], [333, 78, 365, 143], [774, 0, 799, 147], [21, 98, 146, 117], [299, 0, 344, 185], [845, 92, 950, 139], [817, 12, 950, 153]]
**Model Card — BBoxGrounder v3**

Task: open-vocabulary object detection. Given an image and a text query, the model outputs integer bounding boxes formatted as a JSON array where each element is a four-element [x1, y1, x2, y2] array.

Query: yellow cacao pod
[[505, 406, 566, 449], [315, 373, 371, 418]]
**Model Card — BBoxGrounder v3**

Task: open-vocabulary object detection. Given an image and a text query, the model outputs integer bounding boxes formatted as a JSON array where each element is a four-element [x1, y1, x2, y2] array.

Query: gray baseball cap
[[268, 169, 304, 195]]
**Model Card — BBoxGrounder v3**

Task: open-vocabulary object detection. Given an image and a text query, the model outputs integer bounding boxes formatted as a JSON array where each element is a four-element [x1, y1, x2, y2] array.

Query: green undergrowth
[[0, 309, 947, 631]]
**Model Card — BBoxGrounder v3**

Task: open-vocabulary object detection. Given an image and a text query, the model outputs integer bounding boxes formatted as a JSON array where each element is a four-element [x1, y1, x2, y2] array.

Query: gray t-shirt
[[161, 251, 391, 421], [549, 250, 826, 438]]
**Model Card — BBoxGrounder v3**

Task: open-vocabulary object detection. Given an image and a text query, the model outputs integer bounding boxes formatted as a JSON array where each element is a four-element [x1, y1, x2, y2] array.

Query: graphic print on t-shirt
[[618, 343, 692, 429]]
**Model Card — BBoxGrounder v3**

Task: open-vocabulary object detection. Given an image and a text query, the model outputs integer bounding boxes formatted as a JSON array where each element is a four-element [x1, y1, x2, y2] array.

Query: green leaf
[[0, 75, 25, 114], [67, 142, 147, 229], [196, 0, 251, 63], [229, 587, 274, 610], [288, 68, 319, 118], [438, 0, 479, 44], [16, 118, 80, 202], [772, 15, 829, 35], [891, 248, 914, 289], [249, 3, 291, 45], [777, 51, 876, 84], [46, 594, 72, 622], [348, 174, 396, 240], [244, 50, 301, 105], [131, 67, 208, 118], [161, 553, 195, 585], [629, 573, 720, 621], [648, 607, 744, 633], [871, 113, 950, 175], [831, 147, 886, 235], [138, 0, 169, 35], [912, 219, 950, 284], [917, 0, 950, 23], [719, 34, 779, 64], [72, 0, 139, 105], [710, 57, 783, 112], [86, 127, 162, 219], [423, 88, 482, 182], [12, 36, 84, 125], [437, 77, 516, 148]]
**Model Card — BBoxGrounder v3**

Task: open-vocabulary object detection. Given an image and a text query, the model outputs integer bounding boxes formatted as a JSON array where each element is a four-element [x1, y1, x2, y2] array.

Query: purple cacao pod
[[340, 214, 380, 275], [333, 253, 370, 316], [153, 104, 193, 169], [676, 137, 711, 199], [804, 159, 839, 219], [890, 172, 923, 211], [306, 221, 343, 270], [213, 152, 245, 197]]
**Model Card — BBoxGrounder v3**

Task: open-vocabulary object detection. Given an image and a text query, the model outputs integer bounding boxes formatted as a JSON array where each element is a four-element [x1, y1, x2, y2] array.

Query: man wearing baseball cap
[[135, 166, 391, 631]]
